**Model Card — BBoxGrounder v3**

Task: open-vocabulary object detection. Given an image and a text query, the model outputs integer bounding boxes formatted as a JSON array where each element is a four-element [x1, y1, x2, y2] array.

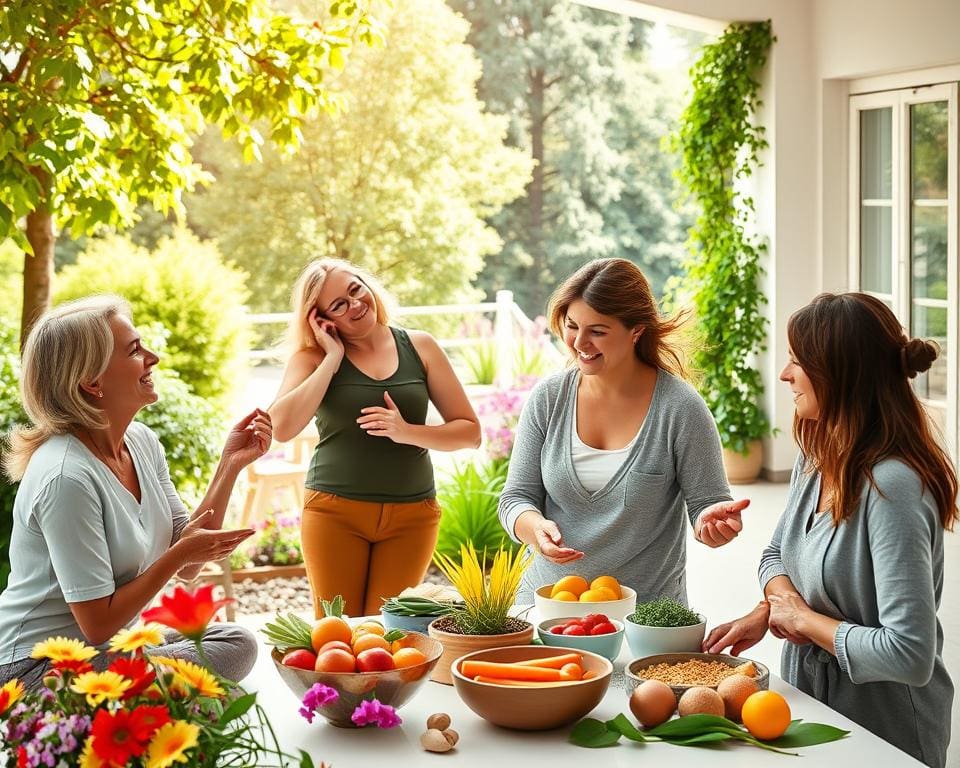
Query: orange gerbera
[[0, 679, 24, 715]]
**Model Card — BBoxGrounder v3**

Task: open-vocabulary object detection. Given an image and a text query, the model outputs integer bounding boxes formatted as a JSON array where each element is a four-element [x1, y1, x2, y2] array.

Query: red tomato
[[549, 625, 566, 635], [562, 624, 587, 636], [580, 613, 608, 629], [590, 621, 616, 636]]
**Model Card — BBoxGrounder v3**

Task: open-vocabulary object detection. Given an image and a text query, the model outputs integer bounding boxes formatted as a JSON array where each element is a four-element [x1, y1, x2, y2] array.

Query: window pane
[[912, 206, 948, 300], [861, 205, 892, 293], [911, 101, 948, 200], [861, 108, 892, 199], [911, 303, 947, 406]]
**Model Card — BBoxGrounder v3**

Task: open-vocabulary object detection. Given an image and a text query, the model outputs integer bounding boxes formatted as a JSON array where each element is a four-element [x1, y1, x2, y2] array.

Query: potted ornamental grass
[[427, 543, 533, 684], [624, 596, 707, 658]]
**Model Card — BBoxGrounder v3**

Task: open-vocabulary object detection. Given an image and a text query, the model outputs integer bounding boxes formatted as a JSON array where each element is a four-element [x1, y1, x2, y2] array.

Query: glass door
[[850, 84, 958, 455]]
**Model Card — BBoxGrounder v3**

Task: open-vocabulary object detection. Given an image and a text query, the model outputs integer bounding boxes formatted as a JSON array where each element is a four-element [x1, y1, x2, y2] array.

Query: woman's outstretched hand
[[531, 518, 584, 565], [176, 509, 254, 566], [221, 408, 272, 470], [702, 600, 770, 655], [695, 498, 750, 547]]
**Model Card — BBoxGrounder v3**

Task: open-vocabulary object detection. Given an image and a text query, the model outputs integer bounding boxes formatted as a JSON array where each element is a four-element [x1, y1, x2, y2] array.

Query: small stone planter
[[427, 617, 534, 685]]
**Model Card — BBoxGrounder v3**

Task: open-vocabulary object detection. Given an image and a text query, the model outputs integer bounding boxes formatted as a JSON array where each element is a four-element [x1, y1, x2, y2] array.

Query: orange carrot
[[581, 670, 597, 680], [512, 653, 583, 669], [559, 663, 583, 681], [473, 675, 573, 687], [460, 660, 563, 682]]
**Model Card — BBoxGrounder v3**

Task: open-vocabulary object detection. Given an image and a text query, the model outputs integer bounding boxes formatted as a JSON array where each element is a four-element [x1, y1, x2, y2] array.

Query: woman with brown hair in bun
[[705, 292, 956, 768]]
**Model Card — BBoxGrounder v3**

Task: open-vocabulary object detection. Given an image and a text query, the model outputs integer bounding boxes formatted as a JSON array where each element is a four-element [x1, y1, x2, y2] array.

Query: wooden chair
[[238, 454, 306, 530]]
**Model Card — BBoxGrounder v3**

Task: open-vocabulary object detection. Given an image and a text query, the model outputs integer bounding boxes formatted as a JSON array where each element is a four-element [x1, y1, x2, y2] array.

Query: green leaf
[[298, 749, 315, 768], [646, 714, 741, 738], [382, 629, 405, 643], [658, 731, 734, 746], [569, 718, 622, 748], [605, 713, 646, 742], [220, 692, 258, 724], [767, 720, 850, 749]]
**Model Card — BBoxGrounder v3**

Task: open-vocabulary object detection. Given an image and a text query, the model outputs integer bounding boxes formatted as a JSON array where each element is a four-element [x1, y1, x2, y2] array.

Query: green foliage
[[0, 240, 22, 321], [54, 229, 250, 403], [458, 342, 498, 386], [629, 596, 701, 627], [0, 0, 384, 254], [231, 512, 303, 570], [0, 317, 25, 591], [435, 460, 518, 564], [669, 22, 775, 454], [188, 0, 531, 312]]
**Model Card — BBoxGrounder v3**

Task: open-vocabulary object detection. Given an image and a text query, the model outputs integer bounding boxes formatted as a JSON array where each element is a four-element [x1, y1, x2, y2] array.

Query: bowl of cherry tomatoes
[[536, 615, 625, 662]]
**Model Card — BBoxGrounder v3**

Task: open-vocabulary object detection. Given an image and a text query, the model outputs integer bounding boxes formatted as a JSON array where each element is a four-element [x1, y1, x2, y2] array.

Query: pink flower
[[351, 699, 401, 728], [299, 684, 339, 724]]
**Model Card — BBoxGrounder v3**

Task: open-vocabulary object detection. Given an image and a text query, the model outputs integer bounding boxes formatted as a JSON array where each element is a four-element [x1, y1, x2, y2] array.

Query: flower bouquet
[[0, 585, 317, 768]]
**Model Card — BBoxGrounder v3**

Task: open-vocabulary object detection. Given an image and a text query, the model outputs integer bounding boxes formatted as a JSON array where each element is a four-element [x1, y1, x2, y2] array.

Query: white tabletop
[[242, 618, 924, 768]]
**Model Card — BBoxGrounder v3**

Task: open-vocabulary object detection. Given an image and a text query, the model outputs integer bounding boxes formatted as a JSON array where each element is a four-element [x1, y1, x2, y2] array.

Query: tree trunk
[[527, 64, 547, 313], [21, 207, 55, 350]]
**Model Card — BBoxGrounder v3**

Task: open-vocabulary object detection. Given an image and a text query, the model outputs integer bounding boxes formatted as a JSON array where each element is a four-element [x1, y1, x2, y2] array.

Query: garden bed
[[231, 563, 306, 583]]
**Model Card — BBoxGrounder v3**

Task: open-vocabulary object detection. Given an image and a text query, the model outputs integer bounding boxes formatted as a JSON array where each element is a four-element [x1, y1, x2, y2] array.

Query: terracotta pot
[[722, 440, 763, 484], [427, 620, 534, 685]]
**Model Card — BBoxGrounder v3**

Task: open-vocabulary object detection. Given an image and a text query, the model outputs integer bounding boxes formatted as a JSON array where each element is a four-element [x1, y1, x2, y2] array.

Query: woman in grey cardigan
[[498, 258, 749, 604], [705, 292, 956, 768]]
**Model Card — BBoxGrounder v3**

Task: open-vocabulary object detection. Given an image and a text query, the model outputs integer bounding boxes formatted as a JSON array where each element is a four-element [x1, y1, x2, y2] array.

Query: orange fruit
[[392, 647, 427, 669], [578, 587, 617, 602], [551, 590, 579, 602], [311, 616, 353, 653], [354, 621, 385, 637], [589, 575, 621, 599], [352, 634, 390, 654], [550, 575, 589, 598], [741, 690, 792, 740], [314, 648, 356, 673], [390, 634, 417, 653]]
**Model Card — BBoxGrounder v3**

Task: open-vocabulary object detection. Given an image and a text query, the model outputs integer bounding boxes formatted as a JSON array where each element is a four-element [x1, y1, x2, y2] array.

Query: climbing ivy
[[671, 20, 775, 455]]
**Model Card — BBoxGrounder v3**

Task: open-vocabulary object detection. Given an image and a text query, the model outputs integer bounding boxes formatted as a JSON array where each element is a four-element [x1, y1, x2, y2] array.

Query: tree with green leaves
[[447, 1, 693, 314], [0, 0, 383, 346], [188, 0, 532, 313]]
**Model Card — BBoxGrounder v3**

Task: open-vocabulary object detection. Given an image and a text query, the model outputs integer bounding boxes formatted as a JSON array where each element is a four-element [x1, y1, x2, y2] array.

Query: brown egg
[[629, 680, 677, 728]]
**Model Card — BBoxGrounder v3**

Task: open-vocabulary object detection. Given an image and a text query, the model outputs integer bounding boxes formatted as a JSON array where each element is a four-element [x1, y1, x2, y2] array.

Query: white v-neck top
[[571, 419, 641, 494], [0, 422, 189, 662]]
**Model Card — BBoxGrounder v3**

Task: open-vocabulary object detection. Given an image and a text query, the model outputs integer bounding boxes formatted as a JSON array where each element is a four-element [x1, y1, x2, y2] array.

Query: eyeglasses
[[322, 280, 370, 318]]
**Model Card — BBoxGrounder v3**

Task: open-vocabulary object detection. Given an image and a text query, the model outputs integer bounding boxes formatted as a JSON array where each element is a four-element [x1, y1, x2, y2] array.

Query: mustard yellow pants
[[301, 490, 441, 617]]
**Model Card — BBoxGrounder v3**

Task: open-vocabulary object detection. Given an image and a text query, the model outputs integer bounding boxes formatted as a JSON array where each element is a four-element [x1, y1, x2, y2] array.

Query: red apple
[[282, 648, 318, 670], [356, 647, 396, 672]]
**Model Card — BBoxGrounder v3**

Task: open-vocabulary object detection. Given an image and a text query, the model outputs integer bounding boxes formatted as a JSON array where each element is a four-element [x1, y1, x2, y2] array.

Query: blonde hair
[[285, 258, 392, 353], [3, 295, 131, 481]]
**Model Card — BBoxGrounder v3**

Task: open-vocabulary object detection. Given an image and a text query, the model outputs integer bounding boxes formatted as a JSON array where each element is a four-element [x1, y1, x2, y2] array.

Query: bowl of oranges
[[266, 612, 443, 727], [534, 575, 636, 622]]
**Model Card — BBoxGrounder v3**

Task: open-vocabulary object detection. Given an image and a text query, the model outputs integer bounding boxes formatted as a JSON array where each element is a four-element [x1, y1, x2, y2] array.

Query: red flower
[[109, 656, 157, 699], [91, 708, 148, 765], [17, 746, 27, 768], [128, 704, 171, 743], [141, 584, 231, 640], [52, 658, 94, 675]]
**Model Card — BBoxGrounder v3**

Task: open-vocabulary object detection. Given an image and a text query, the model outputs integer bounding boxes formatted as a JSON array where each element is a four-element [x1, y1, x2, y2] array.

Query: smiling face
[[780, 349, 819, 420], [315, 268, 377, 334], [563, 299, 641, 376], [99, 314, 160, 413]]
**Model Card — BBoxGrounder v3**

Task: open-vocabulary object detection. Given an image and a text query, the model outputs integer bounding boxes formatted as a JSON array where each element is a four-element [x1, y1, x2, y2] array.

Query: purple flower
[[351, 699, 401, 728], [299, 683, 340, 724]]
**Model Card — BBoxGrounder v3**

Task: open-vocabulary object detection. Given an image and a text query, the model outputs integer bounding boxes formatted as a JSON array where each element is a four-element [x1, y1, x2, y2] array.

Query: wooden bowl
[[625, 651, 770, 698], [451, 645, 612, 730], [271, 631, 442, 727]]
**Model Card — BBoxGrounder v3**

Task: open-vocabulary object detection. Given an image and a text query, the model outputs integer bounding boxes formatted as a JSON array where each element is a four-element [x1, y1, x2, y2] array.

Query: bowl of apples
[[265, 610, 443, 728]]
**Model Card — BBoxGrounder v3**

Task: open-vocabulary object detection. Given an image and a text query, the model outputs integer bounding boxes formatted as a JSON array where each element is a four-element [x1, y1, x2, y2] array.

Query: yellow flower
[[147, 655, 180, 669], [69, 671, 132, 706], [0, 679, 24, 715], [109, 624, 165, 653], [145, 720, 200, 768], [79, 737, 106, 768], [165, 658, 224, 698], [31, 636, 98, 663]]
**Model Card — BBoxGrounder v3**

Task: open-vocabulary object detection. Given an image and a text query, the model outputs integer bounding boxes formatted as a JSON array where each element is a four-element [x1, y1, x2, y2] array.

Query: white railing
[[247, 289, 564, 389]]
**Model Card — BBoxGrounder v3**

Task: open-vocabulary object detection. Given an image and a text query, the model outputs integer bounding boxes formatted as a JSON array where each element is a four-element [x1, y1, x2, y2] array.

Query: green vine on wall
[[671, 20, 775, 455]]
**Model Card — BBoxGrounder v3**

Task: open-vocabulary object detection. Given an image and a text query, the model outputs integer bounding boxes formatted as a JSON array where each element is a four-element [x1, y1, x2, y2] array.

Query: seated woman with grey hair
[[0, 295, 270, 690]]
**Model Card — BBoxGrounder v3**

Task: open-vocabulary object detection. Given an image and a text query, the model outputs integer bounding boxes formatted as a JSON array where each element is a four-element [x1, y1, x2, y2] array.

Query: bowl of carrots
[[450, 645, 613, 730]]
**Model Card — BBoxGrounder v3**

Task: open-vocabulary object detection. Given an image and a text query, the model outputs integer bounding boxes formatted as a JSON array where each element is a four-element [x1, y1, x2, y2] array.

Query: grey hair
[[3, 295, 131, 481]]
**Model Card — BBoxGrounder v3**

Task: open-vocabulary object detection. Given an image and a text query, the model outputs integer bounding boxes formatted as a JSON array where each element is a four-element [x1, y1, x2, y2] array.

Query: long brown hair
[[787, 292, 958, 529], [547, 258, 688, 377]]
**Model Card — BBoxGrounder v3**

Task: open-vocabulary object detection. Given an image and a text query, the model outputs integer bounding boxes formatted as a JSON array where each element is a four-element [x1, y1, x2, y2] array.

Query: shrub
[[434, 460, 518, 564], [54, 228, 251, 403], [230, 512, 303, 570], [0, 317, 25, 591]]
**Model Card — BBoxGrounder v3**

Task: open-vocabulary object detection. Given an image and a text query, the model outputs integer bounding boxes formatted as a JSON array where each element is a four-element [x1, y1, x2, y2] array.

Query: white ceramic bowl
[[534, 584, 637, 622], [623, 614, 706, 658]]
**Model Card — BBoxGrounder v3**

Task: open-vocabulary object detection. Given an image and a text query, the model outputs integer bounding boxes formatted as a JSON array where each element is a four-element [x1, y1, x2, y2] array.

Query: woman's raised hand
[[308, 308, 344, 365], [176, 509, 254, 566], [532, 518, 584, 564], [221, 408, 272, 471], [695, 498, 750, 547]]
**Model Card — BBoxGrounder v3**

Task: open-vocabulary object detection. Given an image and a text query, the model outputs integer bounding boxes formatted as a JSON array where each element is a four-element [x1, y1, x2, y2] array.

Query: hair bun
[[901, 338, 939, 378]]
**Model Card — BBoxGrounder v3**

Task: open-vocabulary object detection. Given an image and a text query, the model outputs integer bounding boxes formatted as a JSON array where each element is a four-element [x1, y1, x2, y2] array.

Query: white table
[[242, 621, 924, 768]]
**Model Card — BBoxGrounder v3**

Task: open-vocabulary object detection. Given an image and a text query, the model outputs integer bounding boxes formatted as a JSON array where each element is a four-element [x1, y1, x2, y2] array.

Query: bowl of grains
[[624, 652, 770, 698]]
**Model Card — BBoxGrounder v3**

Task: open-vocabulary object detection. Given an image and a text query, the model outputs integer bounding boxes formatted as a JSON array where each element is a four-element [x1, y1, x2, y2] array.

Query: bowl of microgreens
[[624, 597, 706, 658]]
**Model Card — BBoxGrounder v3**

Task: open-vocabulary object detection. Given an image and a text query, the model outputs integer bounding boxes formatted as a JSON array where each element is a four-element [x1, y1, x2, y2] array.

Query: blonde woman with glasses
[[271, 259, 481, 617], [0, 296, 271, 691]]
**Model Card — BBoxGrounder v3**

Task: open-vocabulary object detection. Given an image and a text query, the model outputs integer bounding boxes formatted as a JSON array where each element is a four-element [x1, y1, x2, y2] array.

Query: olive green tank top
[[305, 327, 435, 502]]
